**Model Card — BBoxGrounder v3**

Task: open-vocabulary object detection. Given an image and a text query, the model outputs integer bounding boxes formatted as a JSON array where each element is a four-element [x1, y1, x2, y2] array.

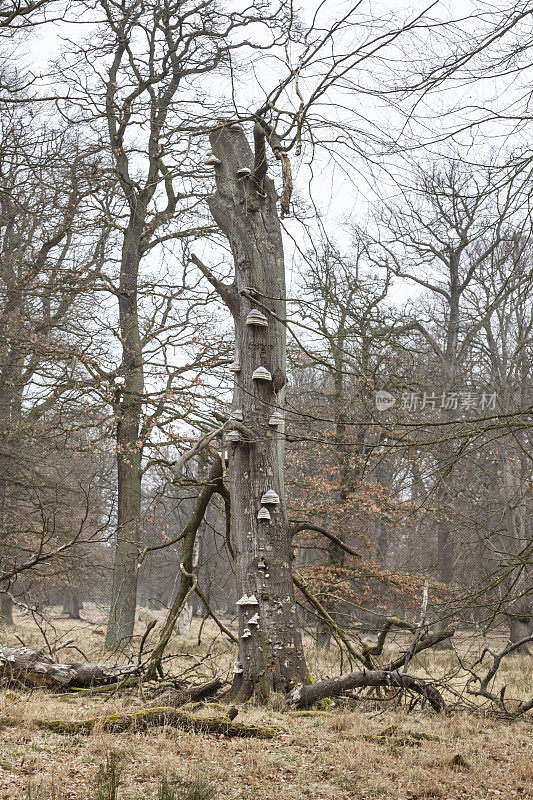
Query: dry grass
[[1, 608, 532, 800]]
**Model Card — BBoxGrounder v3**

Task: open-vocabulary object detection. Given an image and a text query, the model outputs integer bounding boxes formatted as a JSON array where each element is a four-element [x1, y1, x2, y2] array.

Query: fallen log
[[288, 670, 446, 712], [0, 646, 133, 689], [0, 707, 279, 738]]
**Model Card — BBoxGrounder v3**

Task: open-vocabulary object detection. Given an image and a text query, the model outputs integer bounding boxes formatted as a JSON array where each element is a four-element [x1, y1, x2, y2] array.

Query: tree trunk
[[62, 591, 81, 620], [146, 460, 223, 676], [0, 594, 13, 626], [178, 505, 205, 636], [206, 124, 307, 700], [509, 617, 532, 652], [105, 223, 144, 651]]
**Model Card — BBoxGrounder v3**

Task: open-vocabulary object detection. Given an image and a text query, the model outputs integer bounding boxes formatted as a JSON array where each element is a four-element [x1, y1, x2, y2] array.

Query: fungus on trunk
[[194, 121, 307, 700]]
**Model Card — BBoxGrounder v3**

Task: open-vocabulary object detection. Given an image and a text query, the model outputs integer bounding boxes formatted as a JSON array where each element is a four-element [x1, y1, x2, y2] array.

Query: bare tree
[[373, 160, 526, 585]]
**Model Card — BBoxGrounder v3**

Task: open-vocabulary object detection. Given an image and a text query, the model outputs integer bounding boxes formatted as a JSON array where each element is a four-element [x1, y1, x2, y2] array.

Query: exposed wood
[[288, 670, 446, 712]]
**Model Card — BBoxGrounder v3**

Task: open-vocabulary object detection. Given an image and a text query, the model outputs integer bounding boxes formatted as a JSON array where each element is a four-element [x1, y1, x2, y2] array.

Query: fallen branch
[[151, 677, 224, 707], [288, 670, 446, 712], [0, 645, 133, 689], [293, 573, 366, 666], [0, 707, 279, 738], [386, 627, 455, 672], [466, 634, 533, 715]]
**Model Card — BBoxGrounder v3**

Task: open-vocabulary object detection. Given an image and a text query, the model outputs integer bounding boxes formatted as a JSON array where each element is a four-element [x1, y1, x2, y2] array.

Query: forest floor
[[0, 606, 531, 800]]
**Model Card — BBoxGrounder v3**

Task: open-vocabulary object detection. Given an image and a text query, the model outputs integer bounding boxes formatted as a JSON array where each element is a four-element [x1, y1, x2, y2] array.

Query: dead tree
[[195, 122, 308, 700]]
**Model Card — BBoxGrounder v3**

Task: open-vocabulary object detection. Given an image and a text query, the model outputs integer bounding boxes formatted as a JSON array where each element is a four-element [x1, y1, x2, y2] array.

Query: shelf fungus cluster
[[257, 489, 280, 523]]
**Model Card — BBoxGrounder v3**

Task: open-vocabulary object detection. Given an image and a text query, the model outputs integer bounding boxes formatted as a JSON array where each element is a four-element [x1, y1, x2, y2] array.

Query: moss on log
[[0, 707, 279, 738]]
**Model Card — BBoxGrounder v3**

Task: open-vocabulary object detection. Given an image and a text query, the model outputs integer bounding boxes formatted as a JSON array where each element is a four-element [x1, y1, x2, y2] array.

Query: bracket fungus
[[268, 410, 284, 426], [228, 360, 241, 372], [246, 309, 268, 327], [248, 613, 260, 626], [252, 366, 272, 381], [236, 594, 259, 606], [257, 506, 271, 521], [226, 430, 242, 443], [204, 153, 221, 166], [261, 489, 280, 505], [236, 167, 252, 177], [230, 409, 244, 421], [242, 629, 252, 639]]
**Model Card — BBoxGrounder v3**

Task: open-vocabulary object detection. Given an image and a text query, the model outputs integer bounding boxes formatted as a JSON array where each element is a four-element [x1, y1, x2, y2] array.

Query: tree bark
[[62, 591, 81, 620], [105, 222, 144, 651], [0, 594, 13, 626], [509, 615, 532, 653], [205, 123, 308, 700]]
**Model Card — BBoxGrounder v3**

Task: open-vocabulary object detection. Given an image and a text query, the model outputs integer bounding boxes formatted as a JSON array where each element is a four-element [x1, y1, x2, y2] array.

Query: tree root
[[0, 707, 280, 738]]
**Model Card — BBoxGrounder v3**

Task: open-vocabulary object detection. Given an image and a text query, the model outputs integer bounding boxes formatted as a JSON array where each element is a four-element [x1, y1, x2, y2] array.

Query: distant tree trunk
[[376, 519, 390, 566], [501, 459, 532, 652], [105, 222, 144, 651], [178, 462, 207, 635], [437, 491, 454, 585], [0, 594, 13, 626], [146, 460, 223, 676], [62, 591, 81, 620], [205, 123, 308, 700], [509, 615, 532, 651]]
